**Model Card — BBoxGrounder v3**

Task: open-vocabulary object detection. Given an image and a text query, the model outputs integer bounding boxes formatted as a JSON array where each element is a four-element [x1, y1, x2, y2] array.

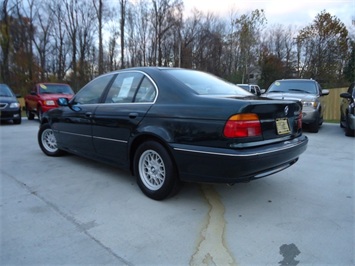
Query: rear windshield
[[164, 69, 250, 96], [39, 84, 74, 94], [268, 80, 317, 94]]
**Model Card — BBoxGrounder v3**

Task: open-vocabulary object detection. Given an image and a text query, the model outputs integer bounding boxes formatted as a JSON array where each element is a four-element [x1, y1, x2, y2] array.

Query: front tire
[[38, 123, 64, 156], [308, 114, 320, 133], [134, 141, 180, 200], [38, 107, 43, 121], [26, 106, 35, 120], [345, 117, 355, 137]]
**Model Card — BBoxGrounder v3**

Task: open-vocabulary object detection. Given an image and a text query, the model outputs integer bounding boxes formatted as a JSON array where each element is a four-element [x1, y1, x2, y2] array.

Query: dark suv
[[340, 82, 355, 137], [264, 79, 329, 133]]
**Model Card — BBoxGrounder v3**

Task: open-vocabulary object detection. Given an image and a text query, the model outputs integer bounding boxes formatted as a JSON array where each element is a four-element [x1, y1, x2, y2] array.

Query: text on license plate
[[276, 118, 290, 135]]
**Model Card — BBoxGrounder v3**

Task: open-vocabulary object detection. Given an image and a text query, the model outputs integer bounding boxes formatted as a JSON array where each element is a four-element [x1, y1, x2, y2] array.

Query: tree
[[297, 10, 349, 86], [33, 0, 53, 81], [93, 0, 104, 74], [0, 0, 11, 84], [119, 0, 127, 68], [344, 40, 355, 83], [233, 9, 266, 83], [150, 0, 183, 66]]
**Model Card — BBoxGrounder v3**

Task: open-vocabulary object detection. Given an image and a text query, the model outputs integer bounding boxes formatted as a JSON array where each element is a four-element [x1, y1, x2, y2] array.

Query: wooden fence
[[323, 87, 348, 121]]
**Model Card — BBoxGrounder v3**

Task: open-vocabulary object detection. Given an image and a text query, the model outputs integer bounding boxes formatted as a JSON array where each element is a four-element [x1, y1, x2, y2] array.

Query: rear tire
[[134, 141, 180, 200], [38, 123, 65, 156]]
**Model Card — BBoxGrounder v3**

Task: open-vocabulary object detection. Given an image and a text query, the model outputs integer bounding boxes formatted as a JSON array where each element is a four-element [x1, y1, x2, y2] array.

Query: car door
[[53, 74, 115, 155], [92, 72, 157, 167]]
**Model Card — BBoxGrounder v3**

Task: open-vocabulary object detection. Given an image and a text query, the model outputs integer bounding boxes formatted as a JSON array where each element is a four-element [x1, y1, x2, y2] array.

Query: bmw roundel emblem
[[284, 105, 289, 116]]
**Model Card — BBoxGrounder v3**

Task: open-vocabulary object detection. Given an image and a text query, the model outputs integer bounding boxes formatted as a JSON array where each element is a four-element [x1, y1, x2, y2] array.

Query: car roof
[[274, 79, 315, 82]]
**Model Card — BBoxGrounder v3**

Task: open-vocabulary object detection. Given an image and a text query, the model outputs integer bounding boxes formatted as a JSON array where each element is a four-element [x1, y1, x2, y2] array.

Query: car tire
[[26, 106, 35, 120], [134, 141, 181, 200], [308, 114, 320, 133], [38, 123, 65, 156], [345, 118, 355, 137], [38, 107, 43, 121]]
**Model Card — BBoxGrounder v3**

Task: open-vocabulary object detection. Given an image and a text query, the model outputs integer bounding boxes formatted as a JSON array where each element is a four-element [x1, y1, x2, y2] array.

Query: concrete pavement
[[1, 120, 354, 265]]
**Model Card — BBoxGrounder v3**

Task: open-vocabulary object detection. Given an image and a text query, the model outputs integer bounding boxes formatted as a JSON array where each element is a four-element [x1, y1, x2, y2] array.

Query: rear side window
[[104, 73, 157, 103], [104, 72, 144, 103]]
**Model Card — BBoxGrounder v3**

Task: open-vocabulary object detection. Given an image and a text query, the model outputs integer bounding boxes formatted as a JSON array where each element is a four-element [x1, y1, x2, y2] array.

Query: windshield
[[164, 69, 250, 96], [268, 80, 317, 94], [0, 84, 15, 97], [39, 84, 74, 94]]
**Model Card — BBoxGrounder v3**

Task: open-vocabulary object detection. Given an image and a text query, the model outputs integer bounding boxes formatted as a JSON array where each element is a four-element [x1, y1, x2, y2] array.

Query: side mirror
[[340, 92, 352, 100], [57, 97, 69, 106], [30, 91, 37, 95], [321, 89, 329, 96]]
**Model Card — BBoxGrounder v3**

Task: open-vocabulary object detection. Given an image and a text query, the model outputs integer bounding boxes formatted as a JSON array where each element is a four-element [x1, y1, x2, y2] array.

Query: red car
[[25, 83, 74, 120]]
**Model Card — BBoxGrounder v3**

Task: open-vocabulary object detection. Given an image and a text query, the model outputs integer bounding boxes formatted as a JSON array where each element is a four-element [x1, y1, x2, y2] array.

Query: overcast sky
[[184, 0, 354, 27]]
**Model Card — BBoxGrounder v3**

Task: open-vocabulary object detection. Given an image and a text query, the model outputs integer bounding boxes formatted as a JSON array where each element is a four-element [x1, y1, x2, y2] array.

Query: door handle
[[85, 112, 93, 117], [129, 112, 138, 119]]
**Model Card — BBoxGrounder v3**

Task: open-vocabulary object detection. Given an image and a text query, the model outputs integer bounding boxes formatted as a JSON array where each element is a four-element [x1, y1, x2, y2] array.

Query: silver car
[[264, 79, 329, 133]]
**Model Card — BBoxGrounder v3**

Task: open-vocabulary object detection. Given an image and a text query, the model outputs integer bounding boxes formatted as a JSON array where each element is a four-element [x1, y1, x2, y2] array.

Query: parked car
[[38, 67, 308, 200], [264, 79, 329, 133], [237, 84, 261, 96], [25, 83, 74, 121], [340, 82, 355, 137], [0, 83, 22, 124]]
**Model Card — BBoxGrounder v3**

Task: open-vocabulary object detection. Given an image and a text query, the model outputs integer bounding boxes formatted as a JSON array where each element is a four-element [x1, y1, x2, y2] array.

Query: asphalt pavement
[[1, 119, 354, 265]]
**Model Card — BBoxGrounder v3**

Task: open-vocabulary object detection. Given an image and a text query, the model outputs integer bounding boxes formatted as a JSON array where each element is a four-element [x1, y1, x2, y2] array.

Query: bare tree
[[49, 0, 69, 81], [150, 0, 183, 66], [0, 0, 11, 83], [93, 0, 104, 74], [33, 0, 54, 80]]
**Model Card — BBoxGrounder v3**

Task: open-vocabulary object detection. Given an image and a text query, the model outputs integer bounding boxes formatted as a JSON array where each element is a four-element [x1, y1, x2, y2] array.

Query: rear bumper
[[171, 135, 308, 183]]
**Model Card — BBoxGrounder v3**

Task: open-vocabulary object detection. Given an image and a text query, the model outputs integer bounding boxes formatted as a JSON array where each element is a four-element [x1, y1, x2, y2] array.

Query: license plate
[[276, 118, 290, 135]]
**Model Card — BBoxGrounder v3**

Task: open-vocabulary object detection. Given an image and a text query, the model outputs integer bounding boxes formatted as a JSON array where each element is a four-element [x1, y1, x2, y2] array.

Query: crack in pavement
[[190, 184, 237, 266]]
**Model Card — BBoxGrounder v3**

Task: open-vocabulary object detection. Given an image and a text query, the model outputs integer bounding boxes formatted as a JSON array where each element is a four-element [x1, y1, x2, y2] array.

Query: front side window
[[74, 74, 114, 104]]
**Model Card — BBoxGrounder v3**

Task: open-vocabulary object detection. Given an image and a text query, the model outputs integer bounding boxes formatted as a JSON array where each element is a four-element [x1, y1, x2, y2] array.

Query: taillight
[[223, 113, 262, 138], [297, 113, 302, 130]]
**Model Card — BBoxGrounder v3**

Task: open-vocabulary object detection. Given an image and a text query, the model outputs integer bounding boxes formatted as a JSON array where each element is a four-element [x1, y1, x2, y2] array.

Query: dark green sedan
[[38, 67, 308, 200]]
